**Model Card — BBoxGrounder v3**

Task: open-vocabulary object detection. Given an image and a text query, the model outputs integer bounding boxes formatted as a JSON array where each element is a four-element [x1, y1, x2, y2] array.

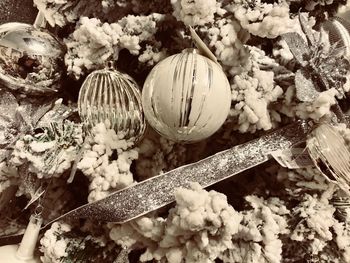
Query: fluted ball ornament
[[0, 22, 65, 96], [78, 68, 145, 141], [322, 16, 350, 58], [142, 49, 231, 142]]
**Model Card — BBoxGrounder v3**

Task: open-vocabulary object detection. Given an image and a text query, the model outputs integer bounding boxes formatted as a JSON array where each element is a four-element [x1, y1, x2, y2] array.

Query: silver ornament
[[331, 195, 350, 222], [307, 123, 350, 195], [322, 16, 350, 58], [0, 22, 66, 96], [78, 68, 145, 141], [142, 49, 231, 143]]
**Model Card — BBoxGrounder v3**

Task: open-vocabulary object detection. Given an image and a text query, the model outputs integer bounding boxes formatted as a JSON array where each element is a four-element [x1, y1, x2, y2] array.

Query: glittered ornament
[[282, 14, 350, 102], [0, 22, 65, 96], [78, 68, 145, 141], [142, 49, 231, 142]]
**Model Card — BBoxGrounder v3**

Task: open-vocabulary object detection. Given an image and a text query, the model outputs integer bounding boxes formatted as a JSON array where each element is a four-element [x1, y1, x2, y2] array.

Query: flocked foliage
[[0, 0, 350, 262]]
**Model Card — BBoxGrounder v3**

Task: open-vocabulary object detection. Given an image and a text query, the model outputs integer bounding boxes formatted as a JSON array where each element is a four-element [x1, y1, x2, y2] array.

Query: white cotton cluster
[[34, 0, 103, 27], [205, 17, 249, 68], [11, 140, 71, 178], [77, 122, 138, 202], [333, 221, 350, 262], [230, 69, 283, 133], [171, 0, 225, 26], [140, 183, 242, 263], [65, 13, 164, 78], [40, 222, 71, 263], [109, 216, 166, 249], [280, 87, 339, 121], [291, 194, 336, 255], [109, 183, 242, 263], [138, 45, 167, 66], [220, 196, 289, 263], [249, 45, 283, 69], [343, 75, 350, 94], [101, 0, 124, 11], [228, 0, 298, 39]]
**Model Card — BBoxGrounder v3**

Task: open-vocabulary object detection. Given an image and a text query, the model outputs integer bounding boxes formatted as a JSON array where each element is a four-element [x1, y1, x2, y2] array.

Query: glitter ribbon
[[55, 119, 312, 222], [0, 119, 314, 245]]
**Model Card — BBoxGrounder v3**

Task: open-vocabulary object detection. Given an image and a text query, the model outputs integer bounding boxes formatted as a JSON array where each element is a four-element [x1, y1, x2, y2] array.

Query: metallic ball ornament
[[142, 49, 231, 143], [0, 23, 66, 96], [78, 68, 146, 141], [322, 16, 350, 58]]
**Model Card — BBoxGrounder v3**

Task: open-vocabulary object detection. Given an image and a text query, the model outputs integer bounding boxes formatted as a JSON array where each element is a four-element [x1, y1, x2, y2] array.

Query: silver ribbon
[[56, 119, 312, 223], [0, 119, 314, 244]]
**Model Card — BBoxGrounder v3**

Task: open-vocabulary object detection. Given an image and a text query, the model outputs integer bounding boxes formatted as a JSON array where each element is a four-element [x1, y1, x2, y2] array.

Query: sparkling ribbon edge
[[0, 119, 313, 245]]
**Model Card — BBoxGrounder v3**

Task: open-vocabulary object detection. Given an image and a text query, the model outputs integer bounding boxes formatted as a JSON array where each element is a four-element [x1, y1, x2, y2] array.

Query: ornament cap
[[182, 48, 198, 54], [105, 60, 116, 70], [188, 26, 219, 64]]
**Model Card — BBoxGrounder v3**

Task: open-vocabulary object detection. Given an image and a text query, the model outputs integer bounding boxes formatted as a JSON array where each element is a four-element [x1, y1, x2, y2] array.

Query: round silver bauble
[[0, 22, 66, 96]]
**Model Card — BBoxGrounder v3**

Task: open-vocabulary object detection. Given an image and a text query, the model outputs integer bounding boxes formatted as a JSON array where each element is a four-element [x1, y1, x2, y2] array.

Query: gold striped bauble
[[142, 49, 231, 143]]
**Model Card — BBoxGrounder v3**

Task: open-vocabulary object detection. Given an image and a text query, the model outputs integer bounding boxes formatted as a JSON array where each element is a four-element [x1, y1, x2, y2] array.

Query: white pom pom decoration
[[142, 49, 231, 142]]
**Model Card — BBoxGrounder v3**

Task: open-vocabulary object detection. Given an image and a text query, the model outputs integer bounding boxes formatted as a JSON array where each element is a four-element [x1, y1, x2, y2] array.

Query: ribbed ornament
[[331, 196, 350, 222], [78, 68, 145, 141], [142, 49, 231, 143], [322, 16, 350, 58]]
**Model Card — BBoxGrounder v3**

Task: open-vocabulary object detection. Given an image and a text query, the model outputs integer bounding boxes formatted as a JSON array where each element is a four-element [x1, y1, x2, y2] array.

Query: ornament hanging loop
[[33, 11, 46, 29], [182, 48, 197, 54], [33, 203, 44, 219], [188, 26, 219, 65], [106, 60, 116, 70]]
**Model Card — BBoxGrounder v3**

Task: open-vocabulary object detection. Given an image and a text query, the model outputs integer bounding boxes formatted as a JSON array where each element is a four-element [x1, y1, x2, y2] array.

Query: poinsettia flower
[[282, 14, 350, 102], [0, 91, 75, 156]]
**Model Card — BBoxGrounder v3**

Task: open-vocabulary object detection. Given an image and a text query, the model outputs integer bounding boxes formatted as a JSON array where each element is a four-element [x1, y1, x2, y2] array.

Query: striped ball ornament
[[78, 68, 145, 141], [322, 16, 350, 58], [142, 49, 231, 143]]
